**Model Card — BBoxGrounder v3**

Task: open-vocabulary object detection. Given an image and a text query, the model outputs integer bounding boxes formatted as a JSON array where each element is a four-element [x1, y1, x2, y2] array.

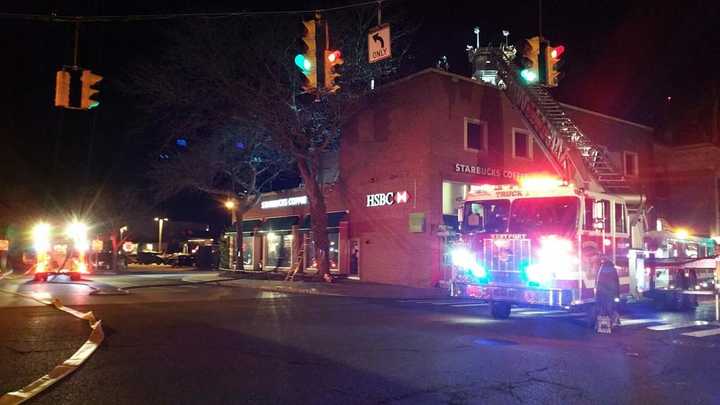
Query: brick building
[[226, 68, 657, 288]]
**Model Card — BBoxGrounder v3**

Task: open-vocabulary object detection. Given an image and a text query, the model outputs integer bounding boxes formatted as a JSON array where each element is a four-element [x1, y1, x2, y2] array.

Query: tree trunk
[[234, 210, 244, 271], [110, 233, 119, 273], [297, 158, 331, 280]]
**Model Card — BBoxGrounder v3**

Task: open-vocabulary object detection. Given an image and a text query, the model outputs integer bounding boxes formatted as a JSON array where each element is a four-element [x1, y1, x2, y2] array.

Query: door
[[350, 239, 360, 276]]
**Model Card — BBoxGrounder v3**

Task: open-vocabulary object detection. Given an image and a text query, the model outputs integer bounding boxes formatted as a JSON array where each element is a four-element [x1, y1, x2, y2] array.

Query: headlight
[[451, 247, 473, 268], [451, 247, 487, 279], [32, 222, 52, 253], [525, 235, 576, 286]]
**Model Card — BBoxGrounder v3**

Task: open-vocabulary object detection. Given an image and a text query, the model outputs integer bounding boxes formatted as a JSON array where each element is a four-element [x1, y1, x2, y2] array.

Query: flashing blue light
[[235, 142, 245, 150], [469, 263, 487, 279], [176, 139, 188, 147]]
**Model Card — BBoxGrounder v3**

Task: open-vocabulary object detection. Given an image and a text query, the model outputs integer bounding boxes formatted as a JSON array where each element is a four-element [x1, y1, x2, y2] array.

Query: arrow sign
[[372, 33, 384, 49], [368, 24, 391, 63]]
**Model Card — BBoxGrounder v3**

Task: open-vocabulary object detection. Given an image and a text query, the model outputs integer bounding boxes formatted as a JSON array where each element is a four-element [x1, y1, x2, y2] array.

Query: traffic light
[[323, 49, 343, 93], [294, 20, 317, 93], [54, 70, 71, 108], [519, 36, 540, 84], [545, 44, 565, 87], [80, 69, 102, 109]]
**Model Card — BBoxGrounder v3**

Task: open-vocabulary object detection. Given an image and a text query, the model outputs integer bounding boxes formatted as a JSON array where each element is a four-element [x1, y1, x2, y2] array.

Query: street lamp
[[224, 199, 237, 224], [154, 218, 168, 253]]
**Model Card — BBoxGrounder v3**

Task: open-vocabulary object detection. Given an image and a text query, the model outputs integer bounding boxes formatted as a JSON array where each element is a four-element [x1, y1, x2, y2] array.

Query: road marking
[[429, 300, 466, 305], [513, 310, 567, 316], [619, 318, 664, 326], [450, 303, 487, 308], [647, 321, 710, 331], [681, 328, 720, 338]]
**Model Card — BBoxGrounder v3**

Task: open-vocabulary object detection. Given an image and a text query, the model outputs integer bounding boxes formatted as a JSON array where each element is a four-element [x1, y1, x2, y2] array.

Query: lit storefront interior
[[224, 212, 348, 273]]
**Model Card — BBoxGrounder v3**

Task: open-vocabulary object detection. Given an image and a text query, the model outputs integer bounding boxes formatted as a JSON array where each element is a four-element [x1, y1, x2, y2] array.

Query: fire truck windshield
[[508, 197, 578, 235], [463, 197, 578, 235]]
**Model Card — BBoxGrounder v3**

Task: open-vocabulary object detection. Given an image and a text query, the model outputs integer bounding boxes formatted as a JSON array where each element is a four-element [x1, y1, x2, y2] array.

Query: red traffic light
[[327, 50, 341, 63], [550, 45, 565, 59]]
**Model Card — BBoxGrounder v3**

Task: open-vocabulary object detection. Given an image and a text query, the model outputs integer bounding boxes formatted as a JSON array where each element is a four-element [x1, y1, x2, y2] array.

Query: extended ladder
[[474, 48, 633, 195]]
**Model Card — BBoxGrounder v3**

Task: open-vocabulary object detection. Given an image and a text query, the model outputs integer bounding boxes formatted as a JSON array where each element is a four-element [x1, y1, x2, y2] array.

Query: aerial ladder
[[468, 47, 635, 197]]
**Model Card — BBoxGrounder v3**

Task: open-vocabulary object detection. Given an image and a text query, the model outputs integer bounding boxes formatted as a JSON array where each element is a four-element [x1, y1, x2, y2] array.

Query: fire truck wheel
[[490, 301, 512, 319]]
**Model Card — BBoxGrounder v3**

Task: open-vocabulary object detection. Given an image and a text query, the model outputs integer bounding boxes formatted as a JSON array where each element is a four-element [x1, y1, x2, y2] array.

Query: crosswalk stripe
[[542, 312, 586, 318], [450, 303, 487, 307], [647, 320, 710, 331], [429, 301, 467, 305], [681, 328, 720, 338], [618, 318, 664, 326], [512, 310, 567, 316]]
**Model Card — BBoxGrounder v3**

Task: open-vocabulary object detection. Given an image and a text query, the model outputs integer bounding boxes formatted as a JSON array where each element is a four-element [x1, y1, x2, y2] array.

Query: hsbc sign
[[366, 190, 410, 207]]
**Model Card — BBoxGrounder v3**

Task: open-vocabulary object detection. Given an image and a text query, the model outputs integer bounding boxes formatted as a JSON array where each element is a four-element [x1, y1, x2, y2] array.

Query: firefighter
[[596, 262, 621, 328]]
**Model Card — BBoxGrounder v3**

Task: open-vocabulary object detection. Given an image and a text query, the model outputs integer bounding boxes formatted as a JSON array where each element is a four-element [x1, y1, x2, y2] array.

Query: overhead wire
[[0, 0, 394, 23]]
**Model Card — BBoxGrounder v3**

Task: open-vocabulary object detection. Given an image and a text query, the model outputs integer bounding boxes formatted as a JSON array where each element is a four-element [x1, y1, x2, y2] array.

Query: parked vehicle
[[137, 251, 165, 265]]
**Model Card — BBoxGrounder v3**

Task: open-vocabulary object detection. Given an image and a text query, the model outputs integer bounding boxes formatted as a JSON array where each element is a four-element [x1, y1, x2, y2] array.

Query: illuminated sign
[[454, 163, 526, 180], [366, 191, 410, 207], [261, 196, 308, 209]]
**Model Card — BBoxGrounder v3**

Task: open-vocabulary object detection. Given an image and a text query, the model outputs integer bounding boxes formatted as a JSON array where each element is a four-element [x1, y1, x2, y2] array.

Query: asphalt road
[[1, 272, 719, 405]]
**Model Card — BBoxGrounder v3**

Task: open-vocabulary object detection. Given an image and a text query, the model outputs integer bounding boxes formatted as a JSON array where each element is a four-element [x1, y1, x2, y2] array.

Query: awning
[[242, 220, 262, 233], [259, 216, 300, 232], [301, 211, 347, 230]]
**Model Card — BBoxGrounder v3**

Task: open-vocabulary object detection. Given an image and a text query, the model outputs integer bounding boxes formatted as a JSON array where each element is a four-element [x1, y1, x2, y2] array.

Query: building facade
[[227, 69, 657, 288]]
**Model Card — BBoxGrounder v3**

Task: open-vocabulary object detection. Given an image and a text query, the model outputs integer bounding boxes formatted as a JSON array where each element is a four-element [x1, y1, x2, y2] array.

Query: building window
[[464, 118, 487, 152], [265, 233, 292, 268], [306, 231, 340, 270], [512, 128, 532, 159], [624, 151, 639, 176]]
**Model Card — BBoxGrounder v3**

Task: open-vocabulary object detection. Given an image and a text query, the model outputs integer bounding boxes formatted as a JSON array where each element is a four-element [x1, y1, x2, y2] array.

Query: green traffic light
[[89, 101, 99, 109], [294, 54, 311, 72], [520, 69, 538, 83]]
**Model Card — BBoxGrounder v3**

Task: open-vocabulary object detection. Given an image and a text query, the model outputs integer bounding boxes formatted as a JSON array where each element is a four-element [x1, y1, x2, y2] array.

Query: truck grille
[[482, 238, 531, 283]]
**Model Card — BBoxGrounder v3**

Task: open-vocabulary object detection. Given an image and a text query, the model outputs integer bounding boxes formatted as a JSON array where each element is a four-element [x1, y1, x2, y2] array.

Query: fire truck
[[450, 177, 634, 319], [450, 46, 719, 320], [450, 177, 718, 319], [31, 221, 91, 282]]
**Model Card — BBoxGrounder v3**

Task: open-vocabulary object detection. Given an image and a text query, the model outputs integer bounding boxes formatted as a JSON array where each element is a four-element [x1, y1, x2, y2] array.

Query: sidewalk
[[218, 275, 450, 299]]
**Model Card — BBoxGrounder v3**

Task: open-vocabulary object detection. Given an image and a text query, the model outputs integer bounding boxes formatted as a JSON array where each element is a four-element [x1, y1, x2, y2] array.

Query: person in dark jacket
[[596, 262, 620, 327]]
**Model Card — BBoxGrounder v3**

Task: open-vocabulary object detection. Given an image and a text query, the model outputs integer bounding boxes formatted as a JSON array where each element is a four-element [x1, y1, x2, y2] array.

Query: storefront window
[[306, 231, 339, 270], [242, 236, 253, 265], [265, 233, 292, 268]]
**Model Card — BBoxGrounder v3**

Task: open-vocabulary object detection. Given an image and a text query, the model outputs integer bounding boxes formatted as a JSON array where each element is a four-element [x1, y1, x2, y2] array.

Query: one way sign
[[368, 24, 391, 63]]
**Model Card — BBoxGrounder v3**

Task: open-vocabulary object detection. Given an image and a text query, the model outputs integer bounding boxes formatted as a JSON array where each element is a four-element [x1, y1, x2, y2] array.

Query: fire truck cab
[[31, 221, 91, 282], [450, 177, 631, 319]]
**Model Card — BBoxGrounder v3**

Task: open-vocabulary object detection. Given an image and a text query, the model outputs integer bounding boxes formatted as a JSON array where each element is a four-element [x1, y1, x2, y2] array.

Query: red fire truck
[[31, 221, 91, 282], [449, 176, 636, 319], [449, 176, 717, 319]]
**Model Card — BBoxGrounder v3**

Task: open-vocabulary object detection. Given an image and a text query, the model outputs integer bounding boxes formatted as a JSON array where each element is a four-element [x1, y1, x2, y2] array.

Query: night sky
[[1, 0, 718, 228]]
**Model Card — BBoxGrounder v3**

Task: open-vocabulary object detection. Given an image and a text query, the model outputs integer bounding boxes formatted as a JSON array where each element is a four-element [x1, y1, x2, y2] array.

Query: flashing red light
[[327, 50, 341, 63], [550, 45, 565, 60]]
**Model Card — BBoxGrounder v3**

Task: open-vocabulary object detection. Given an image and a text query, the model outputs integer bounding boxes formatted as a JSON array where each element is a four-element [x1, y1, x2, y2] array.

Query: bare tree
[[149, 130, 286, 270], [127, 6, 416, 278]]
